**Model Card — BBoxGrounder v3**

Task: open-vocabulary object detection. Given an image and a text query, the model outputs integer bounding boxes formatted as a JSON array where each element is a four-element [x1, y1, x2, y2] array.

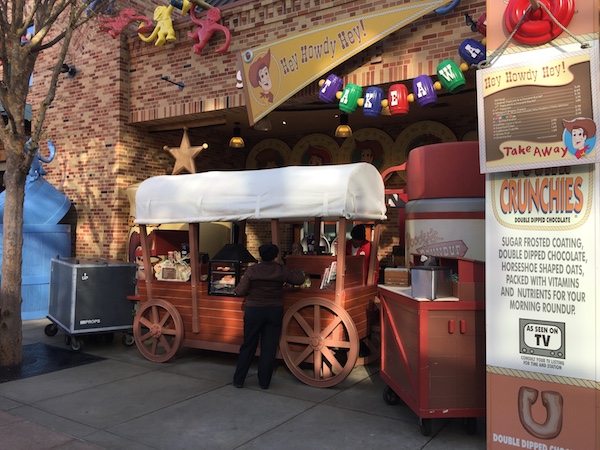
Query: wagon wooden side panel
[[137, 282, 245, 354]]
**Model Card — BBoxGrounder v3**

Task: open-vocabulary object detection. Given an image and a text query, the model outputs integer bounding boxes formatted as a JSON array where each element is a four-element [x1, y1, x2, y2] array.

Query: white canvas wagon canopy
[[135, 162, 387, 224]]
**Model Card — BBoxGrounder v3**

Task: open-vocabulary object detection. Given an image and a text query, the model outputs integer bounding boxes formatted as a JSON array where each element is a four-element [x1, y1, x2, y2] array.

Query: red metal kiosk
[[378, 256, 486, 435]]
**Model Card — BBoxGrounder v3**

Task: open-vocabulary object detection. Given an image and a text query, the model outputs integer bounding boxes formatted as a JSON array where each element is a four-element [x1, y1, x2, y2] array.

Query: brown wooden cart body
[[131, 164, 387, 387], [136, 262, 376, 347]]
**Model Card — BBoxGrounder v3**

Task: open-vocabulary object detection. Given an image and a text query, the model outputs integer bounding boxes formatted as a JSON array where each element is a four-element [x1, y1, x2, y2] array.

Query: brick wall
[[128, 0, 486, 123], [22, 0, 484, 262]]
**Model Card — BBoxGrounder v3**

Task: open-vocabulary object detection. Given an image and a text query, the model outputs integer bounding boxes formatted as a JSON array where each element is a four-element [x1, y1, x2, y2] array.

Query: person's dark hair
[[259, 244, 279, 262], [350, 224, 366, 241]]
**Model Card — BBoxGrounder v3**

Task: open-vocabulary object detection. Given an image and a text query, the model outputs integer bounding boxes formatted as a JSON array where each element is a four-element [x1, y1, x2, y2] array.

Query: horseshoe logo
[[518, 387, 563, 439]]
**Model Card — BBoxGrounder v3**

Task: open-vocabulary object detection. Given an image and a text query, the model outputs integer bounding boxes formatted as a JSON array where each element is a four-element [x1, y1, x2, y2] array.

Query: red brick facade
[[25, 0, 485, 267]]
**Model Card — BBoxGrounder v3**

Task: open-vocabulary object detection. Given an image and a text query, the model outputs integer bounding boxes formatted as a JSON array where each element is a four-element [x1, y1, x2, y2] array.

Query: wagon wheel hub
[[310, 334, 323, 350], [149, 324, 162, 338]]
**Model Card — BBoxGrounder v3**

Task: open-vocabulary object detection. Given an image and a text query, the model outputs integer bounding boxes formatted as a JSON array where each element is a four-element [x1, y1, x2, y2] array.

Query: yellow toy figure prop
[[138, 0, 191, 47]]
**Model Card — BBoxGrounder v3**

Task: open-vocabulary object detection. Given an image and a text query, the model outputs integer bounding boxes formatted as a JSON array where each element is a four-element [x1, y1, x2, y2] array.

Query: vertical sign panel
[[486, 165, 598, 449]]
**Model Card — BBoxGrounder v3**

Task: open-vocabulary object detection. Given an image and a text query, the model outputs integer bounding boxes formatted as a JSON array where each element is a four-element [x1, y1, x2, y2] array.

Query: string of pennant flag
[[317, 31, 487, 117]]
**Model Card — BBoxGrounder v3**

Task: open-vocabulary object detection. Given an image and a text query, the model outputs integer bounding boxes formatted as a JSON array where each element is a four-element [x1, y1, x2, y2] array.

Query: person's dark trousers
[[233, 305, 283, 388]]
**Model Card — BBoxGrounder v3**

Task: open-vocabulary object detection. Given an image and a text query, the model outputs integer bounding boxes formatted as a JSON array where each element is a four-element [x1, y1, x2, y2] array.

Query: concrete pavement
[[0, 319, 487, 449]]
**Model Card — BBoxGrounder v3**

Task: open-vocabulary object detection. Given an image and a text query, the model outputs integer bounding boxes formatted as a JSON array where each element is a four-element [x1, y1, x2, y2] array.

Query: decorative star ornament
[[163, 127, 207, 175]]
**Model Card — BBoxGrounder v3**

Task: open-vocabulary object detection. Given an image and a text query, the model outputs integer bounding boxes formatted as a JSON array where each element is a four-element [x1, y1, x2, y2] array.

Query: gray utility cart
[[45, 257, 137, 351]]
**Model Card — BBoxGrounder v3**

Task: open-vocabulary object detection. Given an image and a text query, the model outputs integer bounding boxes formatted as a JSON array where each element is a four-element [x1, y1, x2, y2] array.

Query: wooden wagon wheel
[[133, 299, 184, 363], [281, 297, 359, 388]]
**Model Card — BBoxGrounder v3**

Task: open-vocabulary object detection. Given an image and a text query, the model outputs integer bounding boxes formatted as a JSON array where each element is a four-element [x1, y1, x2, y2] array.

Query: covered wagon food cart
[[132, 162, 387, 387]]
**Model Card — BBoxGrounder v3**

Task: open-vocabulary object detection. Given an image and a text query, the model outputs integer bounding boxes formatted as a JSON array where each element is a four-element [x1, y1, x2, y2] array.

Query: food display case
[[208, 243, 257, 296]]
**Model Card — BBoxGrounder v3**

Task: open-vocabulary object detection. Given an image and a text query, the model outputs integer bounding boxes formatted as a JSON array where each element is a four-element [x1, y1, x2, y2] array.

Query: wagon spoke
[[321, 363, 332, 378], [293, 345, 315, 366], [158, 335, 172, 353], [151, 305, 159, 324], [159, 311, 171, 328], [321, 346, 344, 374], [313, 350, 321, 377], [139, 330, 153, 342], [313, 305, 321, 333], [292, 311, 314, 336], [284, 335, 312, 345], [324, 338, 352, 349], [320, 316, 342, 339], [139, 316, 153, 329], [161, 327, 179, 336]]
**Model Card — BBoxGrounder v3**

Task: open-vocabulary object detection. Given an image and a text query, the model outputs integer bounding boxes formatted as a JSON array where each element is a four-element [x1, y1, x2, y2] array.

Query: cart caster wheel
[[122, 333, 135, 347], [383, 385, 400, 405], [419, 418, 432, 436], [44, 323, 58, 337], [463, 417, 478, 435], [70, 337, 84, 352]]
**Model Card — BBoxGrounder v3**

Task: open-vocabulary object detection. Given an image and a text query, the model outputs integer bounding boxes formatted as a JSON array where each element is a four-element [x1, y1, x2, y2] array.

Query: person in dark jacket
[[233, 244, 305, 389]]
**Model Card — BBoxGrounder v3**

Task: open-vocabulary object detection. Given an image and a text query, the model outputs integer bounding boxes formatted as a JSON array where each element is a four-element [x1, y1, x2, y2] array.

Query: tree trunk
[[0, 139, 27, 367]]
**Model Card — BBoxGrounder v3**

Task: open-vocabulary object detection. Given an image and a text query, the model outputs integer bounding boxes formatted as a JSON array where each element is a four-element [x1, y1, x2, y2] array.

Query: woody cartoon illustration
[[249, 50, 274, 103], [305, 146, 331, 166], [352, 138, 384, 169], [562, 117, 597, 159]]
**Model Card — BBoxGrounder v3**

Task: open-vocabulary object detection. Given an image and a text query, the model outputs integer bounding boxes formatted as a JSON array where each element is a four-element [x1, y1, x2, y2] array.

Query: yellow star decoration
[[163, 127, 207, 175]]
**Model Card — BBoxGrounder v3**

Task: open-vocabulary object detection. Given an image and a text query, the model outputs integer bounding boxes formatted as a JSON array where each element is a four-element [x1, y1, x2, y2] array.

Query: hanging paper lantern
[[388, 84, 409, 115], [363, 87, 384, 117], [412, 75, 437, 108], [459, 39, 486, 66], [339, 83, 362, 113], [319, 74, 344, 103], [436, 60, 466, 93]]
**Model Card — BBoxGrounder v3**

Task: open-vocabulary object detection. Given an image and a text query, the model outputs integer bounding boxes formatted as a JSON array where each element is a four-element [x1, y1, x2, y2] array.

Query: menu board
[[477, 48, 599, 173]]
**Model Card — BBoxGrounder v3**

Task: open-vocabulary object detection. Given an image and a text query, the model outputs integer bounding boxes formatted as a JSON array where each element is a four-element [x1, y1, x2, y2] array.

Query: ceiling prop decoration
[[188, 5, 231, 55], [98, 0, 232, 56], [317, 35, 484, 117], [503, 0, 574, 45], [163, 127, 208, 175], [434, 0, 461, 15], [315, 10, 490, 117], [238, 0, 457, 126], [317, 0, 585, 117], [484, 0, 587, 68], [137, 0, 190, 47], [98, 8, 153, 39]]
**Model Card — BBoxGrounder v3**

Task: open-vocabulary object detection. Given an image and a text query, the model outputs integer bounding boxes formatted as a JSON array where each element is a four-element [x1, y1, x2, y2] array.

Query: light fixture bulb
[[335, 113, 352, 138], [229, 122, 245, 148]]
